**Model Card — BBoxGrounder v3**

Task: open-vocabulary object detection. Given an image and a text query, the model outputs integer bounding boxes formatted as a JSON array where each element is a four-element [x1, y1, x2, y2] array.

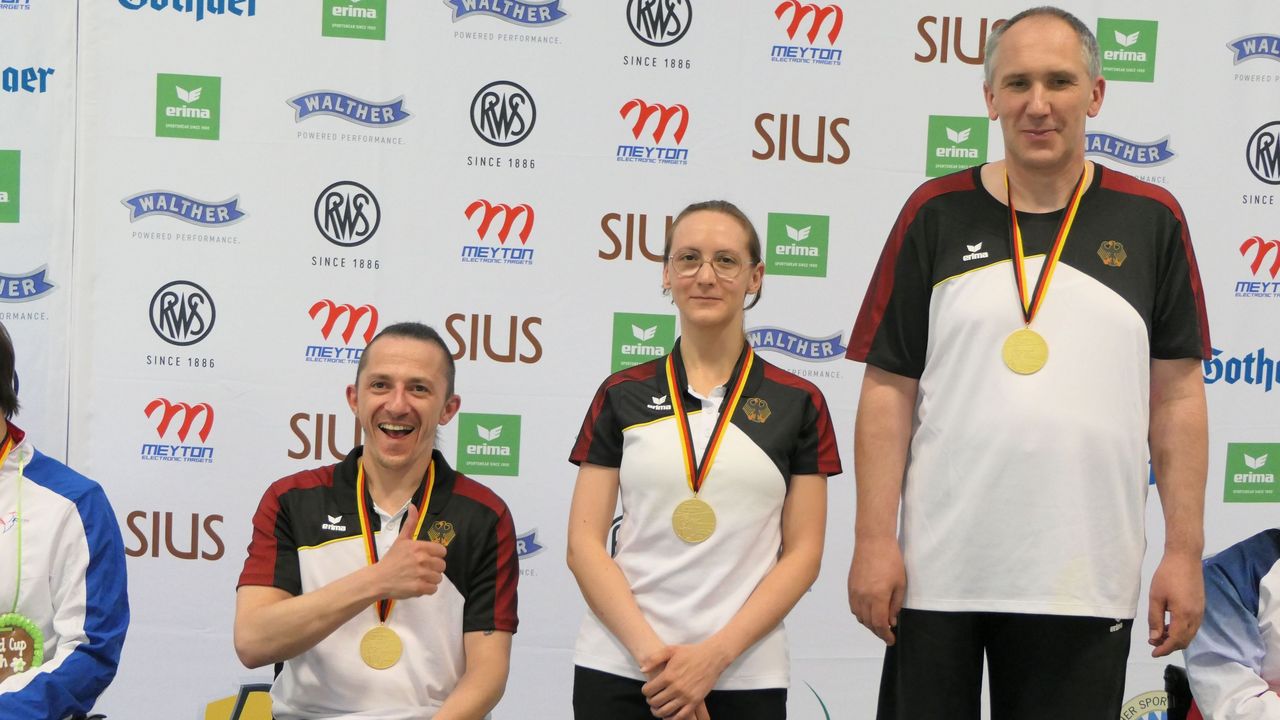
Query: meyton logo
[[121, 191, 246, 226], [1247, 121, 1280, 185], [0, 65, 54, 94], [120, 0, 256, 21], [1228, 34, 1280, 64], [0, 1, 32, 11], [617, 99, 689, 165], [766, 212, 829, 277], [1085, 132, 1175, 167], [626, 0, 691, 47], [156, 73, 221, 140], [471, 80, 536, 147], [0, 150, 18, 224], [1226, 443, 1280, 502], [1204, 347, 1275, 393], [962, 242, 989, 261], [0, 267, 54, 303], [1097, 19, 1158, 82], [771, 1, 843, 65], [457, 413, 521, 476], [306, 299, 377, 364], [748, 327, 846, 361], [611, 312, 675, 372], [314, 181, 380, 247], [443, 0, 567, 26], [149, 280, 215, 346], [323, 0, 386, 41], [926, 115, 987, 177], [461, 200, 535, 265], [1235, 235, 1280, 298], [288, 90, 409, 127], [141, 398, 215, 463]]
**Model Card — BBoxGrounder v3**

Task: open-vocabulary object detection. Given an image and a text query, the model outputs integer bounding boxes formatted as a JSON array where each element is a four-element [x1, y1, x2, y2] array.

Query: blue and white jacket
[[0, 424, 129, 719], [1186, 528, 1280, 720]]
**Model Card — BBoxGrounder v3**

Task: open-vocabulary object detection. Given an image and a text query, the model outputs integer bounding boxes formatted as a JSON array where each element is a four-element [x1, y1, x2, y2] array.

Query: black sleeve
[[568, 377, 624, 467], [1150, 204, 1210, 360], [462, 503, 519, 634]]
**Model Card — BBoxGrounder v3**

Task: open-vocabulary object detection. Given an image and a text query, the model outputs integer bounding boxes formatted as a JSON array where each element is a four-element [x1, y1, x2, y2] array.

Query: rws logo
[[149, 280, 215, 346], [915, 16, 1006, 64], [1085, 132, 1175, 167], [443, 0, 567, 26], [288, 90, 409, 127], [457, 413, 521, 476], [122, 191, 246, 226], [471, 81, 536, 147], [1097, 19, 1158, 82], [314, 181, 380, 247], [611, 312, 675, 372], [1247, 121, 1280, 186], [752, 113, 849, 164], [626, 0, 691, 47], [599, 212, 670, 262], [141, 398, 214, 463], [323, 0, 386, 41], [1224, 443, 1280, 503], [156, 73, 221, 140], [120, 0, 255, 21], [771, 2, 843, 66], [926, 115, 987, 177], [766, 212, 829, 277], [1204, 347, 1275, 393], [462, 200, 535, 265], [306, 300, 377, 364], [0, 150, 17, 224], [618, 99, 689, 165], [445, 313, 543, 364]]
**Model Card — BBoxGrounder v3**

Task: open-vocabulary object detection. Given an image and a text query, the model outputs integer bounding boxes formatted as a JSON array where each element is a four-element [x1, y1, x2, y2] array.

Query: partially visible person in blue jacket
[[0, 320, 129, 719]]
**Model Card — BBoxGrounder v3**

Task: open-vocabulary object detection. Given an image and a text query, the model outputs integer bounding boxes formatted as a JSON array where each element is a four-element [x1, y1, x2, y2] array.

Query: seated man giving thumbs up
[[234, 322, 519, 720]]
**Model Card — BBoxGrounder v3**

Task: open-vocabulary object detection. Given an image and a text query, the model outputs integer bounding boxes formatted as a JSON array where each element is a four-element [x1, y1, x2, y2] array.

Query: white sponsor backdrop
[[3, 1, 1279, 717]]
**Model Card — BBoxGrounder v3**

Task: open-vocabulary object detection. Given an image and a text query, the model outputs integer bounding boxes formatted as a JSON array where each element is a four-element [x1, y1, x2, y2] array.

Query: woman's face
[[662, 210, 763, 329]]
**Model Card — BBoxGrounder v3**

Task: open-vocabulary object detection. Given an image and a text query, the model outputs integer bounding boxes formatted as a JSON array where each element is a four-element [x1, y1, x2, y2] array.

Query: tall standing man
[[0, 321, 129, 719], [234, 322, 519, 720], [846, 7, 1210, 718]]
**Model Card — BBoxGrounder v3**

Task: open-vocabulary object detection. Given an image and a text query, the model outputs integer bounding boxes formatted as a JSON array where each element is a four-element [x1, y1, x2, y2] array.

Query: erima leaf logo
[[652, 395, 668, 404], [967, 243, 982, 252], [946, 127, 971, 144], [786, 225, 811, 242], [1115, 30, 1140, 47], [176, 86, 202, 104], [327, 515, 342, 524], [1245, 453, 1268, 470], [477, 425, 503, 442], [632, 325, 657, 342]]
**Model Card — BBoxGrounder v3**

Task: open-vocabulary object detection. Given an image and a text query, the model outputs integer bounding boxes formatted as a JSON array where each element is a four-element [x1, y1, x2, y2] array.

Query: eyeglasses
[[668, 250, 754, 279]]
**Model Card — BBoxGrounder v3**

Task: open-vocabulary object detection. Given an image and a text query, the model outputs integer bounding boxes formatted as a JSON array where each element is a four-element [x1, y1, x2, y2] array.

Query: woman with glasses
[[566, 200, 842, 720]]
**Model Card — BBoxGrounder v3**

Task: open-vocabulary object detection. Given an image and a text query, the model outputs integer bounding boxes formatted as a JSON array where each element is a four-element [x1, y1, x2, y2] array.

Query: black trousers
[[574, 665, 788, 719], [877, 609, 1133, 720]]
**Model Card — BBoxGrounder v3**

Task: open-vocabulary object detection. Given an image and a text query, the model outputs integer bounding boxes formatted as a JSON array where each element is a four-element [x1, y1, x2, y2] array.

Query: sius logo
[[462, 200, 535, 265], [618, 99, 689, 165], [1227, 34, 1280, 64], [119, 0, 256, 21], [288, 91, 411, 128], [1235, 236, 1280, 298], [315, 181, 380, 247], [443, 0, 567, 26], [516, 529, 544, 559], [1085, 132, 1175, 166], [1204, 347, 1275, 393], [752, 113, 850, 164], [1247, 121, 1280, 185], [915, 16, 1006, 65], [121, 191, 246, 226], [149, 280, 215, 346], [446, 313, 544, 364], [0, 267, 54, 303], [471, 81, 536, 147], [141, 398, 214, 463], [627, 0, 691, 47], [962, 243, 989, 261], [771, 2, 843, 65], [748, 327, 846, 361], [306, 300, 378, 364], [0, 66, 54, 94]]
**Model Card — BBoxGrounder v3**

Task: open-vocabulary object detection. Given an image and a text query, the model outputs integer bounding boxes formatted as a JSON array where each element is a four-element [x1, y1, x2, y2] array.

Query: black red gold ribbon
[[1005, 168, 1088, 326], [664, 343, 755, 496], [355, 460, 434, 623]]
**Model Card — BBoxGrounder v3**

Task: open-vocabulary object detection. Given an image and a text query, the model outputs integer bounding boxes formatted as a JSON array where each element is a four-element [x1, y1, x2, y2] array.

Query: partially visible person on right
[[1185, 528, 1280, 719]]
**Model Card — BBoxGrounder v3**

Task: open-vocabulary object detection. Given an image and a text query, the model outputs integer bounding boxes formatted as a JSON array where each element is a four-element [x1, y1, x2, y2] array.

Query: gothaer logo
[[925, 115, 988, 177], [766, 212, 829, 277], [457, 413, 521, 476], [322, 0, 386, 41], [1224, 442, 1280, 503], [1096, 19, 1158, 82], [611, 312, 675, 372], [155, 73, 221, 140]]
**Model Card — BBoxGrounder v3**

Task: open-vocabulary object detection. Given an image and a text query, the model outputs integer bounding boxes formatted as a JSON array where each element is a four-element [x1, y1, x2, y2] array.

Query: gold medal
[[1002, 328, 1048, 374], [672, 497, 716, 543], [360, 625, 403, 670]]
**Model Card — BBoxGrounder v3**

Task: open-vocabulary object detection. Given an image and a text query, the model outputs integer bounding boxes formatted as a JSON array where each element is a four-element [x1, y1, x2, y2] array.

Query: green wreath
[[0, 612, 44, 672]]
